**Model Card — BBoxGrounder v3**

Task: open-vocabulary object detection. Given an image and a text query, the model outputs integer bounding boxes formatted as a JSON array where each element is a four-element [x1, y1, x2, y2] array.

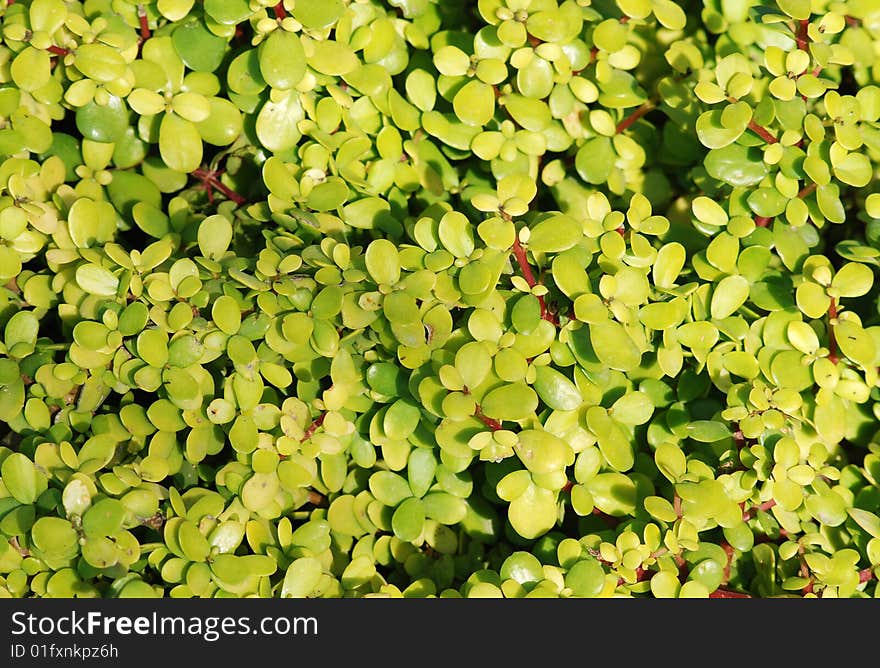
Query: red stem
[[742, 499, 776, 522], [474, 405, 502, 431], [193, 168, 246, 206], [591, 508, 623, 528], [754, 216, 773, 227], [47, 45, 69, 56], [303, 413, 326, 441], [616, 103, 654, 134], [511, 237, 558, 326], [720, 542, 735, 583], [709, 589, 751, 598], [798, 182, 817, 199], [747, 119, 778, 144], [827, 297, 839, 365], [210, 178, 246, 206], [800, 558, 814, 595], [137, 5, 150, 42], [796, 19, 810, 52], [272, 2, 286, 19], [511, 237, 538, 287], [859, 568, 875, 583]]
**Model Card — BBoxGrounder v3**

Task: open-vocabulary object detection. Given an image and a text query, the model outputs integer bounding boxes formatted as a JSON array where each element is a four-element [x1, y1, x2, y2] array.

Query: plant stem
[[474, 405, 502, 431], [708, 588, 751, 598], [47, 45, 69, 56], [616, 103, 654, 134], [193, 168, 247, 206], [742, 499, 776, 522], [859, 568, 875, 583], [211, 179, 247, 206], [303, 412, 326, 440], [137, 4, 150, 43], [720, 542, 735, 583], [796, 18, 810, 52], [798, 182, 817, 199], [273, 2, 286, 19], [747, 119, 778, 144], [8, 537, 30, 558], [511, 237, 558, 326], [827, 297, 839, 365], [754, 215, 773, 227], [591, 508, 623, 528]]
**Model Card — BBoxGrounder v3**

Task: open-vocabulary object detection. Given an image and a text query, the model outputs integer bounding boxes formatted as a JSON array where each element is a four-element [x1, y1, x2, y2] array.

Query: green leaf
[[1, 453, 47, 504], [481, 383, 539, 421], [687, 420, 732, 442], [776, 0, 811, 20], [75, 264, 119, 297], [710, 275, 750, 319], [508, 483, 557, 539], [159, 113, 202, 173], [391, 497, 425, 542], [259, 30, 306, 90], [705, 144, 768, 186], [589, 320, 642, 371], [576, 137, 615, 184], [531, 366, 582, 411], [280, 557, 323, 598]]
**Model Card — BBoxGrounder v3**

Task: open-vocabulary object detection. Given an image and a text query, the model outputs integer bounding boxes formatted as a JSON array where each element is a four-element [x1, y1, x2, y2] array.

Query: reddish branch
[[709, 588, 751, 598], [616, 103, 654, 134], [800, 561, 815, 595], [747, 119, 778, 144], [859, 568, 875, 583], [303, 412, 326, 440], [798, 182, 817, 199], [474, 405, 503, 431], [742, 499, 776, 522], [511, 237, 559, 326], [8, 537, 29, 558], [754, 216, 773, 227], [137, 4, 150, 44], [47, 45, 69, 56], [273, 2, 286, 19], [592, 508, 623, 528], [725, 96, 778, 144], [193, 167, 246, 206], [720, 542, 735, 583], [827, 297, 839, 365], [795, 19, 810, 52]]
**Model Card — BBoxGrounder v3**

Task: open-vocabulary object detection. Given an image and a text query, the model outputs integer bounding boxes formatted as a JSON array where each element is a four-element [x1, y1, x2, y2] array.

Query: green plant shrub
[[0, 0, 879, 599]]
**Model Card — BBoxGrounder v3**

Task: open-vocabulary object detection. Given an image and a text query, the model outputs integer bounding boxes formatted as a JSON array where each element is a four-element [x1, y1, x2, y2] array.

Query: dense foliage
[[1, 0, 879, 599]]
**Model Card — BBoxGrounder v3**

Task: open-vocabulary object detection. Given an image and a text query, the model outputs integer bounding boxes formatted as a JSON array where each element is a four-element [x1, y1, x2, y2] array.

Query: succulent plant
[[0, 0, 878, 599]]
